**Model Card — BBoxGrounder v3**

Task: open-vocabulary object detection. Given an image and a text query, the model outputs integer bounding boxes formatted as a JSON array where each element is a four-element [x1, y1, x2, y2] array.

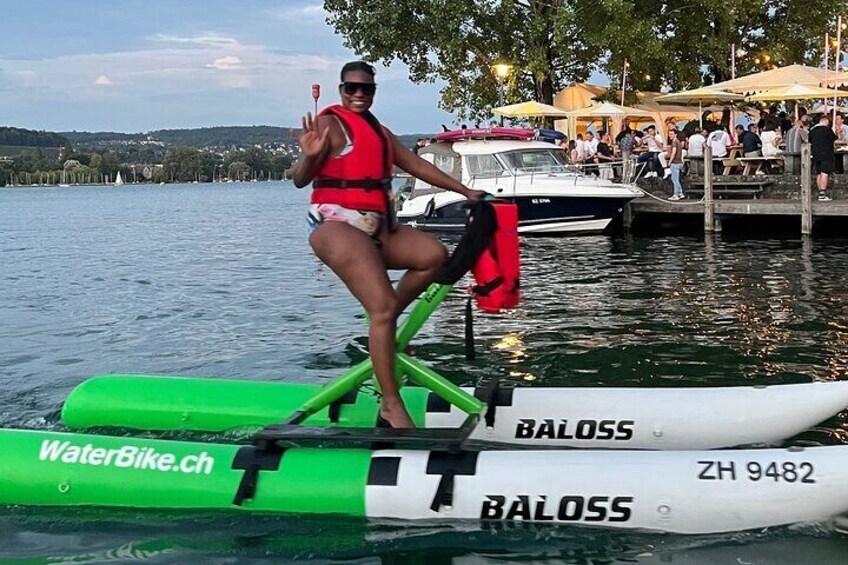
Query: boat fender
[[471, 201, 520, 313], [231, 445, 286, 505], [427, 451, 479, 511]]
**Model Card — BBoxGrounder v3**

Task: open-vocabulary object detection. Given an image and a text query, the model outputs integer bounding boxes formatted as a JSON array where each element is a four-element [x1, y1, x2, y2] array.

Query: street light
[[492, 63, 513, 125]]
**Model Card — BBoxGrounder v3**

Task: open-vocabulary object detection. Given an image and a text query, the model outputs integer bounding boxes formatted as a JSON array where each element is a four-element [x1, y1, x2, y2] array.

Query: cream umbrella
[[711, 64, 834, 94], [493, 101, 571, 117], [746, 84, 848, 119], [552, 83, 608, 137], [564, 101, 652, 118], [553, 82, 607, 111], [745, 83, 848, 101], [565, 102, 651, 136], [655, 86, 744, 127]]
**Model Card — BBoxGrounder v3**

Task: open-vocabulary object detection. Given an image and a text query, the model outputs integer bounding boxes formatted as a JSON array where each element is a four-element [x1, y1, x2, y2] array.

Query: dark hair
[[340, 61, 376, 81]]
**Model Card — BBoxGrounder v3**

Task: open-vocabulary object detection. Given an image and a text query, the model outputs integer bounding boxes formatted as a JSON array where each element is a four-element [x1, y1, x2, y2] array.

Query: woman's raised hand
[[300, 112, 330, 158]]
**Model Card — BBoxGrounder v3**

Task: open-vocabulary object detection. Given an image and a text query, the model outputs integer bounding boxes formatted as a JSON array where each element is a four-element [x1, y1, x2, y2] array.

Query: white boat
[[397, 135, 642, 235], [114, 171, 124, 186], [367, 445, 848, 533], [427, 381, 848, 450], [61, 376, 848, 451]]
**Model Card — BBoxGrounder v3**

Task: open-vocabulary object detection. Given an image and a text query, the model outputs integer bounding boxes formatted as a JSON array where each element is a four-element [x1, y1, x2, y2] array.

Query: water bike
[[3, 201, 848, 534]]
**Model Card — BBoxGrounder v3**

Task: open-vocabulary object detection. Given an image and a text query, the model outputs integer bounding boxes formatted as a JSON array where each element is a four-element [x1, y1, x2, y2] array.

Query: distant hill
[[61, 127, 435, 150], [0, 127, 68, 152], [62, 126, 300, 149]]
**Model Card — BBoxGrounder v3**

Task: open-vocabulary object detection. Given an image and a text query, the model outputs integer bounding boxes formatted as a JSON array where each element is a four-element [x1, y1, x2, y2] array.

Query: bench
[[686, 179, 771, 199], [737, 156, 784, 175]]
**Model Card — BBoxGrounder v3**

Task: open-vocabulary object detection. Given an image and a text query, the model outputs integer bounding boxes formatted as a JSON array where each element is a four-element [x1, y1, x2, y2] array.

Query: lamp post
[[620, 59, 629, 106], [493, 63, 513, 125]]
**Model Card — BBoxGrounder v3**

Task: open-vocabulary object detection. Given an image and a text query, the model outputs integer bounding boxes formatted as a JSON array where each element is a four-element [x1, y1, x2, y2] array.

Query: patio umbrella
[[553, 82, 607, 111], [655, 86, 744, 126], [564, 101, 652, 118], [711, 64, 834, 94], [565, 102, 652, 138], [745, 83, 848, 101], [493, 101, 571, 117], [746, 83, 848, 118]]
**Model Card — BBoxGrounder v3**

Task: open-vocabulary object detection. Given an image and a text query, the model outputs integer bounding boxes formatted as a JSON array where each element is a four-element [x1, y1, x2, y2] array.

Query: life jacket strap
[[312, 178, 392, 190]]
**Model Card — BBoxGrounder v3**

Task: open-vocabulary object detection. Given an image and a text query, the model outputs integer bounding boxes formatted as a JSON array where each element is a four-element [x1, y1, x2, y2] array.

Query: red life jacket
[[310, 105, 394, 212], [472, 202, 520, 312]]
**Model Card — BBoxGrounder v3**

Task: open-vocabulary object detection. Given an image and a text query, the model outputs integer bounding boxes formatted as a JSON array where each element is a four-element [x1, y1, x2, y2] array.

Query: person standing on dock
[[293, 61, 486, 427], [809, 115, 836, 202], [668, 130, 686, 200]]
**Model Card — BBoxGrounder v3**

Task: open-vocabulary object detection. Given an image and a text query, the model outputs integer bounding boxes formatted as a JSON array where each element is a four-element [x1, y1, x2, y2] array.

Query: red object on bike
[[471, 201, 520, 312]]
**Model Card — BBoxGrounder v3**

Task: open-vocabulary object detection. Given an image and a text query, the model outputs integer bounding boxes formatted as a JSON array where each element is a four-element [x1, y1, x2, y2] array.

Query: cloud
[[219, 74, 252, 89], [206, 55, 241, 70], [94, 74, 113, 86], [151, 33, 238, 47], [274, 3, 326, 22]]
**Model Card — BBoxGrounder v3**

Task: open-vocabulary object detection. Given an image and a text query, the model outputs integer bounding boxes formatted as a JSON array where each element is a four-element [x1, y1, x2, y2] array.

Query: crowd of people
[[557, 106, 846, 202]]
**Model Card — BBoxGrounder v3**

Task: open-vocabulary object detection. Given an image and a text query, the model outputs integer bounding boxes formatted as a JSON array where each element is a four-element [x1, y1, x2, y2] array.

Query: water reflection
[[1, 509, 844, 565]]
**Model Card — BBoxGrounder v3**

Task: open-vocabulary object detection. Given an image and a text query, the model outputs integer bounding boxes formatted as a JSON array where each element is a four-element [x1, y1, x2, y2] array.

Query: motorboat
[[396, 129, 642, 235]]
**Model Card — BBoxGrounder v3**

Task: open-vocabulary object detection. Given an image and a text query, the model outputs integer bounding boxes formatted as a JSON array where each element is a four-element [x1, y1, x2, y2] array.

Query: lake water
[[2, 181, 848, 563]]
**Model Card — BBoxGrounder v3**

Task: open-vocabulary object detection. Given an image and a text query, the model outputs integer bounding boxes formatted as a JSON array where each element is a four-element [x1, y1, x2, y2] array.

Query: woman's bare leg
[[380, 225, 448, 314], [310, 221, 414, 428]]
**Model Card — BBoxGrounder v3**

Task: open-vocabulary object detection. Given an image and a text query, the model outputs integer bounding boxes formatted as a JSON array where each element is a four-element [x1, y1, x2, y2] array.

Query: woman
[[668, 130, 686, 201], [760, 122, 783, 158], [293, 61, 484, 428]]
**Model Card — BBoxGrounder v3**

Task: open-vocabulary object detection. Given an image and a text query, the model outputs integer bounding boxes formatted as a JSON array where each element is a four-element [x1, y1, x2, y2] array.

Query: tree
[[228, 161, 250, 181], [325, 0, 596, 123], [163, 147, 202, 182], [325, 0, 844, 119], [99, 152, 120, 180]]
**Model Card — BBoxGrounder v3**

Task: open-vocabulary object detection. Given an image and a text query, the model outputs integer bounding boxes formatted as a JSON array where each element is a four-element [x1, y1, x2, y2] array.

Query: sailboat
[[114, 171, 124, 187]]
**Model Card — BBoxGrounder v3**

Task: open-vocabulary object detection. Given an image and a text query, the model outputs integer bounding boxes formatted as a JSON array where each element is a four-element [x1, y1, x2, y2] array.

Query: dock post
[[622, 203, 633, 231], [800, 143, 812, 236], [704, 145, 714, 233]]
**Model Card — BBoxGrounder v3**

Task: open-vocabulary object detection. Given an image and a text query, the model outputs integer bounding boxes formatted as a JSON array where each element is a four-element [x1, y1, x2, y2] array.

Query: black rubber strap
[[473, 276, 504, 297], [231, 445, 285, 506], [426, 451, 479, 512], [477, 379, 501, 428], [328, 388, 360, 424], [464, 295, 475, 360], [430, 472, 456, 511]]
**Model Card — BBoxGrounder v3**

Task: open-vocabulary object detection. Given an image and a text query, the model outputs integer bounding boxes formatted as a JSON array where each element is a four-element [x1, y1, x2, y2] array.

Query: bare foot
[[380, 401, 416, 428]]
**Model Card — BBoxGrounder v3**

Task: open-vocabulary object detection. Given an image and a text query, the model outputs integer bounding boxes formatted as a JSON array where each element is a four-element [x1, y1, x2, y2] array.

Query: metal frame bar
[[281, 283, 483, 425]]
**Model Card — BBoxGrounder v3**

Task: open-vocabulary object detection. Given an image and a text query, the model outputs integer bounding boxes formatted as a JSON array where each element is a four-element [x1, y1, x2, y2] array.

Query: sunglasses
[[341, 81, 377, 96]]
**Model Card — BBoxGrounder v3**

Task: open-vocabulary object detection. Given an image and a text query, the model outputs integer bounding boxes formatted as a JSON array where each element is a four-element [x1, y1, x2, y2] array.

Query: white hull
[[366, 445, 848, 533], [426, 382, 848, 449], [518, 218, 612, 234]]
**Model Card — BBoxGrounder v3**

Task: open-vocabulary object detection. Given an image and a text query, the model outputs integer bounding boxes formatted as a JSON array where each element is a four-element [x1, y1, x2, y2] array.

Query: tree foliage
[[325, 0, 843, 121], [0, 126, 69, 148]]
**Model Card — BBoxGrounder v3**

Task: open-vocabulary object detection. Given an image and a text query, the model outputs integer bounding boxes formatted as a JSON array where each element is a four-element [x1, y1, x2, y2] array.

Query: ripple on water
[[3, 182, 848, 561]]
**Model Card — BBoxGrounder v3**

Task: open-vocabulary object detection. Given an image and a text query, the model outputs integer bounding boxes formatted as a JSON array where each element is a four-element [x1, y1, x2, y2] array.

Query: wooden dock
[[623, 143, 848, 235]]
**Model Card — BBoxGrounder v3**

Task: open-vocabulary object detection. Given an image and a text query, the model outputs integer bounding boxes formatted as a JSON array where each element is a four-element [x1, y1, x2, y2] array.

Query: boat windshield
[[498, 149, 570, 174]]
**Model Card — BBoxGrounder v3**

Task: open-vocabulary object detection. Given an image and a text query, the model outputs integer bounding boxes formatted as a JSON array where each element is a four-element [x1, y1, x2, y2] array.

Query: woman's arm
[[390, 133, 479, 198]]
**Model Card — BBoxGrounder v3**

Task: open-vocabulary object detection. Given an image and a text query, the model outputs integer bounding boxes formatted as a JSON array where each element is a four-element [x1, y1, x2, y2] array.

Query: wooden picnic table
[[736, 155, 784, 175]]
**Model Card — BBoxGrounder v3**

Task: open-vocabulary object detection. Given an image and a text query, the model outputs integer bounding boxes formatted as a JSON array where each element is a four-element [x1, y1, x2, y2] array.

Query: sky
[[0, 0, 463, 134]]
